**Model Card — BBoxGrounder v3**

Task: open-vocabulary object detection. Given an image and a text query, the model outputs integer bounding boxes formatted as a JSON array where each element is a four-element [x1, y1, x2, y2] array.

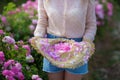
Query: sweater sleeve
[[34, 0, 48, 37], [83, 0, 97, 42]]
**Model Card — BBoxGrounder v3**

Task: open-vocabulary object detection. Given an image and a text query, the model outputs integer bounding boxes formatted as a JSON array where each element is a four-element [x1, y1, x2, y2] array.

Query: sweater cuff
[[34, 32, 47, 38], [83, 37, 93, 43]]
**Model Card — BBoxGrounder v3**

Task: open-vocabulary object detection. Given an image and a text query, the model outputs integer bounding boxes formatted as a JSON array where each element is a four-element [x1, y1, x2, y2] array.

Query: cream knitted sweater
[[34, 0, 97, 41]]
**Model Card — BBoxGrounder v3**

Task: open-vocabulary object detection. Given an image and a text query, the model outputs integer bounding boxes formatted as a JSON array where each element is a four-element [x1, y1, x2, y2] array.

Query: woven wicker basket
[[30, 37, 95, 69]]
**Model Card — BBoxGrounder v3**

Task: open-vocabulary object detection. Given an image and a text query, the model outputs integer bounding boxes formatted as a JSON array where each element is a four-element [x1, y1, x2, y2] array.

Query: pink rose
[[15, 63, 22, 70], [32, 19, 38, 25], [0, 51, 5, 64], [16, 72, 24, 80], [107, 2, 113, 16], [32, 75, 42, 80], [54, 42, 71, 53], [4, 60, 15, 69], [2, 36, 15, 44], [29, 24, 35, 31], [0, 30, 4, 35], [1, 16, 7, 24], [2, 70, 15, 77], [26, 54, 34, 63], [14, 44, 19, 50], [32, 75, 39, 79], [22, 45, 31, 55], [95, 4, 104, 19]]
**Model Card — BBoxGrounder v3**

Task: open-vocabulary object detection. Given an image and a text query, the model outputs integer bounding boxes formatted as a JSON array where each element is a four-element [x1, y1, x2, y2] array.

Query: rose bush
[[95, 0, 113, 26], [0, 30, 44, 80]]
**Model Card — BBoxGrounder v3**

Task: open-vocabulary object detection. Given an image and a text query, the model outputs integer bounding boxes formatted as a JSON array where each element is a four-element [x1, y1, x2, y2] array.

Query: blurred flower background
[[0, 0, 120, 80]]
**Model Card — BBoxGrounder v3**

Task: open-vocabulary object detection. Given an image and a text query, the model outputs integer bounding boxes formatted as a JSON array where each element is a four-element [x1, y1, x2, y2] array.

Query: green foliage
[[3, 2, 16, 15], [6, 12, 32, 41], [31, 50, 48, 80], [0, 0, 26, 13], [1, 2, 32, 41]]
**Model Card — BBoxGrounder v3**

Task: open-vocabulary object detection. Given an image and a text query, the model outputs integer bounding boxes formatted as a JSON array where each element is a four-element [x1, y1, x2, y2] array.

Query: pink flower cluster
[[96, 3, 104, 19], [32, 75, 42, 80], [2, 36, 15, 44], [21, 0, 38, 17], [8, 8, 21, 15], [54, 42, 72, 53], [40, 40, 73, 60], [0, 51, 5, 64], [2, 60, 24, 80], [22, 45, 34, 63], [0, 16, 7, 24], [14, 44, 19, 50], [21, 0, 38, 31], [39, 39, 93, 63], [22, 45, 31, 55], [0, 30, 4, 35], [26, 54, 34, 63], [95, 0, 113, 26]]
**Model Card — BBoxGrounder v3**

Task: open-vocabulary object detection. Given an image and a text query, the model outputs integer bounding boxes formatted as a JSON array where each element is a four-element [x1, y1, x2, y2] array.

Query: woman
[[34, 0, 97, 80]]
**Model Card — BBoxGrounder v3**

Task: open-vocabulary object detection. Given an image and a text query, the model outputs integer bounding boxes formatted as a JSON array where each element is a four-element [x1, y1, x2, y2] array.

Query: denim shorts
[[42, 33, 88, 74]]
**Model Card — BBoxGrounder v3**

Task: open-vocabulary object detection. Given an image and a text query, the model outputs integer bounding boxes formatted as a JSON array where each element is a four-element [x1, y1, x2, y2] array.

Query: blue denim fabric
[[42, 33, 88, 74]]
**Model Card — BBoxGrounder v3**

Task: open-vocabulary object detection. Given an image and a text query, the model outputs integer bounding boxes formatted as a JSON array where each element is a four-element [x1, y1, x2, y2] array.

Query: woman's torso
[[43, 0, 89, 38]]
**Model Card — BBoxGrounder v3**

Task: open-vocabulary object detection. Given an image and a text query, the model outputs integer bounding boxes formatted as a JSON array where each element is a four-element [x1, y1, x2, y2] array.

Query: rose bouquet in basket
[[30, 37, 95, 69]]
